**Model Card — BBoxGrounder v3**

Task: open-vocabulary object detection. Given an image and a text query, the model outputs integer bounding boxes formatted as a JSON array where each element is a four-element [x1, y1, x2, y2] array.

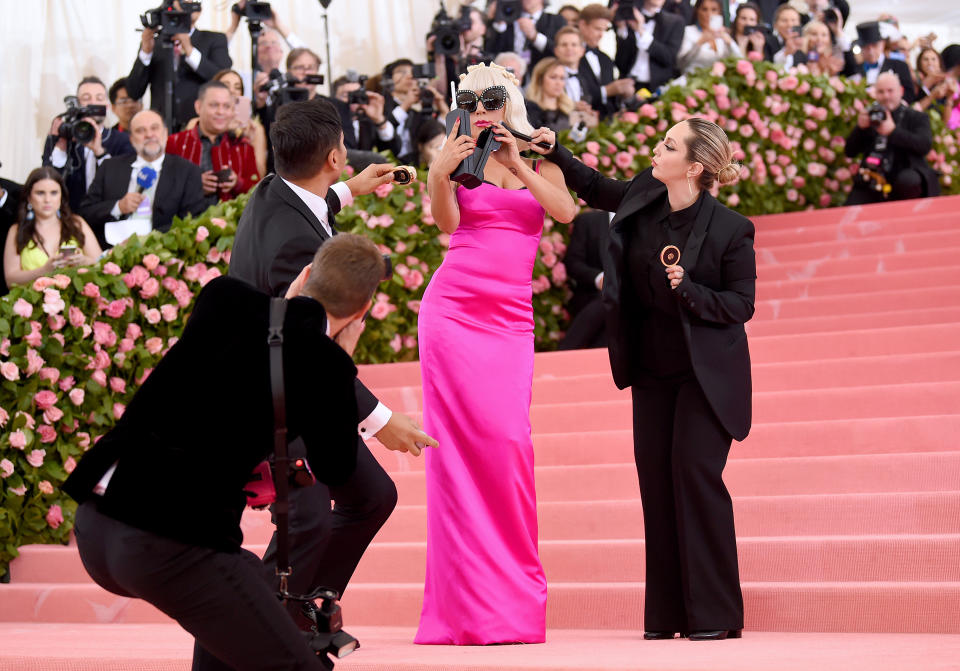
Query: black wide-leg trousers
[[630, 372, 744, 632]]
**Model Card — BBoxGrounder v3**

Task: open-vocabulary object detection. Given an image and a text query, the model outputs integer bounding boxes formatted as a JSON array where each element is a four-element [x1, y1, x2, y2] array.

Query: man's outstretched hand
[[374, 412, 438, 457]]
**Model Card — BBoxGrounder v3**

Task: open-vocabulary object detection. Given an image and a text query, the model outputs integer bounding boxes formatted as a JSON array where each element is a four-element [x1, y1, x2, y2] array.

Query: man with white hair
[[844, 71, 939, 205]]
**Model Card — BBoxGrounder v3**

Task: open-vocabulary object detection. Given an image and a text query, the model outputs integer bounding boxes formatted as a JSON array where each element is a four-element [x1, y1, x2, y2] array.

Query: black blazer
[[579, 48, 619, 118], [763, 33, 809, 66], [126, 30, 232, 131], [841, 57, 917, 104], [548, 145, 755, 441], [615, 10, 685, 91], [565, 209, 609, 316], [484, 12, 568, 72], [844, 104, 940, 197], [62, 276, 359, 551], [331, 97, 401, 156], [41, 128, 134, 212], [229, 174, 380, 419], [79, 153, 207, 248], [0, 177, 22, 295]]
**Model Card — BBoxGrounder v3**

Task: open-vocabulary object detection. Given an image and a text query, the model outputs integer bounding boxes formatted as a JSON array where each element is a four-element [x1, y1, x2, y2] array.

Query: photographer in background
[[844, 71, 939, 206], [430, 5, 489, 104], [42, 77, 134, 212], [108, 79, 143, 135], [331, 75, 399, 155], [732, 2, 769, 59], [765, 4, 806, 67], [165, 80, 259, 208], [383, 59, 448, 165], [576, 5, 634, 119], [485, 0, 568, 76], [126, 0, 232, 131], [63, 233, 386, 671], [612, 0, 685, 95]]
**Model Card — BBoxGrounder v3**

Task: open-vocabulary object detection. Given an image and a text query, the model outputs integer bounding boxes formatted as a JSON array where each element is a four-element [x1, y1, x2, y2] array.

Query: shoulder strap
[[267, 297, 292, 593]]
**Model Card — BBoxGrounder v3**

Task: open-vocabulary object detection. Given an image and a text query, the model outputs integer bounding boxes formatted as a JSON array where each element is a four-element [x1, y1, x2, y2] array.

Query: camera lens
[[74, 120, 96, 144]]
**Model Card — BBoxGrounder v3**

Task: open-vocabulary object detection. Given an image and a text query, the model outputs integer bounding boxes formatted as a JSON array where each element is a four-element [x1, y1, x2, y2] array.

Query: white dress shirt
[[619, 9, 659, 83], [105, 154, 165, 245], [583, 50, 611, 105], [139, 27, 203, 71], [678, 25, 742, 75]]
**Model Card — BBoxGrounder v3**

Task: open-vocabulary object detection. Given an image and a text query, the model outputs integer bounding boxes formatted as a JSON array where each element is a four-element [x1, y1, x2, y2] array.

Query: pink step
[[755, 229, 960, 264], [754, 286, 960, 320], [747, 307, 960, 336], [755, 267, 960, 300], [752, 195, 960, 232], [756, 246, 960, 282], [755, 212, 958, 246]]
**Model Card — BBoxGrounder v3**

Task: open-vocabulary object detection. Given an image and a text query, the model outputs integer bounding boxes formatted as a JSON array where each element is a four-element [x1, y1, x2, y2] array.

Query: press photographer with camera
[[165, 80, 260, 209], [42, 77, 134, 212], [127, 0, 233, 131], [731, 2, 768, 59], [63, 232, 387, 670], [765, 4, 806, 67], [612, 0, 685, 95], [844, 71, 940, 206], [486, 0, 567, 76], [331, 75, 399, 155], [429, 5, 489, 106], [383, 59, 449, 165]]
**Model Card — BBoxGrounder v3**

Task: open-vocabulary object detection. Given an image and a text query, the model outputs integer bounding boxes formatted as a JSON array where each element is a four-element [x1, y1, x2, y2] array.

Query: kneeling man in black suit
[[64, 234, 387, 670], [80, 110, 206, 248]]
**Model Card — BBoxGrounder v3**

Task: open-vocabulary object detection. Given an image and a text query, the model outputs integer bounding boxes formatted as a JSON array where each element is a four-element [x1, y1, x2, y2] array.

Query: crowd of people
[[4, 1, 958, 668]]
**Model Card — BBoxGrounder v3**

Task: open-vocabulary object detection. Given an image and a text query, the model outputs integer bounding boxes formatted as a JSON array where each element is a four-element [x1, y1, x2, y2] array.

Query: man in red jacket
[[166, 80, 259, 207]]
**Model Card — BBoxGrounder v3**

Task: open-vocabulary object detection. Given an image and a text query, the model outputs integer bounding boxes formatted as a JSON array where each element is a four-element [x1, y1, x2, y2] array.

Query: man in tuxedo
[[330, 77, 399, 156], [763, 4, 807, 67], [42, 77, 134, 212], [215, 97, 438, 671], [613, 0, 684, 93], [578, 4, 635, 118], [125, 0, 232, 131], [108, 78, 143, 135], [64, 234, 386, 671], [165, 80, 260, 208], [485, 0, 568, 74], [844, 71, 939, 206], [559, 209, 610, 350], [80, 110, 206, 249], [843, 22, 917, 104], [382, 60, 446, 165], [0, 171, 21, 295]]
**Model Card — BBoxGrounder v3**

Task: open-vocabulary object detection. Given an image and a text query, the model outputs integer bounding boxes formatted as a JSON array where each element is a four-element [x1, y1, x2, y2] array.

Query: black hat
[[943, 44, 960, 72], [856, 21, 883, 46]]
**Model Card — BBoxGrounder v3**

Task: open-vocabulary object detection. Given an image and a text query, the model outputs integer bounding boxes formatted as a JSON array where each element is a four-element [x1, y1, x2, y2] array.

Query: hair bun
[[717, 162, 740, 186]]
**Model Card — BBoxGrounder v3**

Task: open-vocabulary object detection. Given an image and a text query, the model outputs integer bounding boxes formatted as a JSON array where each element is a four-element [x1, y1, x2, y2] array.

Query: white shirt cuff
[[493, 21, 507, 33], [0, 190, 7, 209], [110, 202, 123, 219], [358, 401, 392, 439], [376, 121, 395, 142], [139, 48, 153, 66], [331, 180, 354, 206], [636, 30, 655, 51], [594, 272, 604, 290], [50, 145, 68, 168], [285, 31, 306, 49], [600, 87, 609, 104], [185, 48, 202, 71], [532, 32, 548, 52]]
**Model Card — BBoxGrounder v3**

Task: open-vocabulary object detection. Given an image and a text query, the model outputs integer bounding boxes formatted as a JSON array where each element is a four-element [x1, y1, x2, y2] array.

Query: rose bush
[[2, 57, 958, 578]]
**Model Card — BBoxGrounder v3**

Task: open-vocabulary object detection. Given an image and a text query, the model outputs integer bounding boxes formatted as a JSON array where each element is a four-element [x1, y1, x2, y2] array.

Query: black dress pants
[[74, 501, 328, 671], [194, 439, 397, 670], [630, 372, 744, 632], [844, 169, 925, 206], [559, 298, 607, 350]]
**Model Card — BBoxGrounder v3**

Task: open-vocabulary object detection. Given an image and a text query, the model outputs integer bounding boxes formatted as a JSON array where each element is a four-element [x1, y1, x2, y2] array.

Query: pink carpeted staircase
[[2, 196, 960, 670]]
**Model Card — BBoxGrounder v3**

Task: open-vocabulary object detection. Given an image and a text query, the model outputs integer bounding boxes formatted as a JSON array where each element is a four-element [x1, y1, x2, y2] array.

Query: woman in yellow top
[[4, 166, 101, 288]]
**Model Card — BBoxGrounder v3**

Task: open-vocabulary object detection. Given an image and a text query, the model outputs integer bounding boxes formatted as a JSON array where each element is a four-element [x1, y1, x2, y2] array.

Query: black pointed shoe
[[643, 631, 678, 640], [688, 629, 742, 641]]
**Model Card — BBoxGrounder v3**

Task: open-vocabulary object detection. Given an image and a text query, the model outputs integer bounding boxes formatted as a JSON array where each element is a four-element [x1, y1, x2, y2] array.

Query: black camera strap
[[267, 297, 292, 595]]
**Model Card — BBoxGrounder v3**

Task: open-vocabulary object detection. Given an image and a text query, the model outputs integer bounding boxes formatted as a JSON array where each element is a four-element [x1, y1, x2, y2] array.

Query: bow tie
[[566, 69, 579, 77], [864, 62, 880, 71]]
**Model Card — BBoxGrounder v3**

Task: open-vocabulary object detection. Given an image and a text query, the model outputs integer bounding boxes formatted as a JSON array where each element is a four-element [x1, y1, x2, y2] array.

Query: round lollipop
[[660, 245, 681, 267], [392, 165, 417, 185]]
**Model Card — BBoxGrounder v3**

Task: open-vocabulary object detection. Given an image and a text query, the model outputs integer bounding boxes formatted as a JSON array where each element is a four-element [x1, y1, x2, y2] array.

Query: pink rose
[[24, 321, 42, 348], [727, 193, 740, 207], [13, 297, 33, 319], [69, 388, 85, 406], [59, 376, 75, 392], [582, 152, 599, 169], [712, 83, 730, 98], [34, 390, 57, 411], [103, 261, 122, 275], [92, 322, 118, 347], [145, 308, 162, 324], [0, 407, 7, 427], [586, 141, 601, 155], [620, 111, 639, 124], [162, 276, 179, 293], [195, 225, 210, 242], [64, 456, 77, 474], [174, 288, 193, 308], [779, 75, 799, 91], [43, 406, 63, 423], [26, 348, 45, 376], [105, 299, 127, 319], [374, 182, 394, 198], [9, 485, 26, 496], [27, 449, 46, 467], [389, 335, 402, 352], [77, 432, 91, 449], [126, 323, 143, 341], [46, 504, 63, 529], [735, 59, 754, 76], [531, 276, 550, 294], [820, 193, 832, 207], [199, 267, 222, 287], [0, 459, 13, 478], [551, 262, 567, 284], [711, 61, 726, 77], [437, 233, 450, 247], [38, 424, 56, 443], [38, 480, 54, 495], [91, 369, 108, 387], [793, 177, 806, 189], [68, 305, 86, 328], [160, 304, 178, 322], [407, 299, 421, 314], [615, 152, 633, 169], [370, 301, 393, 320], [82, 282, 101, 299], [9, 430, 27, 450], [210, 217, 228, 229], [207, 247, 222, 264], [152, 263, 168, 277], [139, 277, 160, 299], [145, 337, 164, 354], [33, 276, 56, 291], [114, 403, 126, 419], [0, 338, 8, 356], [639, 103, 657, 119], [48, 314, 66, 331], [542, 252, 557, 268], [91, 349, 110, 370], [739, 124, 754, 138], [142, 253, 161, 270], [109, 377, 126, 394]]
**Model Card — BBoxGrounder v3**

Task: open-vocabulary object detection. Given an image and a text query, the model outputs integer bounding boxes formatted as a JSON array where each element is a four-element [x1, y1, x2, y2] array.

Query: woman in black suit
[[531, 118, 754, 640]]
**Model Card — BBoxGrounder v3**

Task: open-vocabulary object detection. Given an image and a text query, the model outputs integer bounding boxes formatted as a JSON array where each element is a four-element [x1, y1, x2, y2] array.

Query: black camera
[[298, 593, 359, 669], [614, 0, 637, 23], [494, 0, 522, 23], [743, 25, 759, 36], [260, 69, 310, 107], [430, 6, 472, 57], [412, 63, 436, 80], [57, 96, 106, 144], [140, 3, 195, 36], [867, 102, 888, 127], [232, 0, 272, 21]]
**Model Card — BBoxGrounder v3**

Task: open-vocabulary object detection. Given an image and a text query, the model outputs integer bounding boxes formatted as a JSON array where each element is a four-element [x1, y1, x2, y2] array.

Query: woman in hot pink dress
[[415, 63, 577, 645]]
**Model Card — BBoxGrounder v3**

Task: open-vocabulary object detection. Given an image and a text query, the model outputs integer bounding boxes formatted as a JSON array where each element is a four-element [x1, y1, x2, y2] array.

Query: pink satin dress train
[[415, 177, 547, 645]]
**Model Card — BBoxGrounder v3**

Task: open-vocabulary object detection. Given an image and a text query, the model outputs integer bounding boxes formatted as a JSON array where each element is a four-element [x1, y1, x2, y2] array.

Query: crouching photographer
[[63, 233, 388, 670], [844, 71, 940, 205]]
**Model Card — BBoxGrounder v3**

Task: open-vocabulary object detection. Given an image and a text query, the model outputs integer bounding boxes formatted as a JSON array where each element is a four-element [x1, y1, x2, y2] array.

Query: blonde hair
[[684, 118, 740, 189], [527, 58, 575, 116], [458, 62, 534, 134]]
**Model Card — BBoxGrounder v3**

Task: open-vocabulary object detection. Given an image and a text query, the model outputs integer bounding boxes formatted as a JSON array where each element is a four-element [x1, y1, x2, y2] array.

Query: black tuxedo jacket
[[0, 177, 22, 295], [579, 48, 618, 118], [844, 104, 940, 197], [841, 57, 917, 103], [565, 210, 609, 316], [79, 153, 207, 248], [485, 12, 568, 72], [62, 276, 359, 551], [383, 96, 432, 164], [126, 30, 232, 131], [549, 146, 755, 440], [41, 128, 134, 212], [331, 98, 401, 156], [615, 10, 685, 91], [229, 174, 380, 419]]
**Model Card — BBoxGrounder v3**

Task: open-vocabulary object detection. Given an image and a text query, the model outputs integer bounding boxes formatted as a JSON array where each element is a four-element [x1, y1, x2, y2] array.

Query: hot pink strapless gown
[[415, 180, 547, 645]]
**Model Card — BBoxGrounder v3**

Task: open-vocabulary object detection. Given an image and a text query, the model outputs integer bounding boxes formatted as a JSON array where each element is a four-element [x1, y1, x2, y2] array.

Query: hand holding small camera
[[516, 16, 537, 41], [876, 109, 895, 136], [361, 91, 387, 126], [201, 170, 221, 194]]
